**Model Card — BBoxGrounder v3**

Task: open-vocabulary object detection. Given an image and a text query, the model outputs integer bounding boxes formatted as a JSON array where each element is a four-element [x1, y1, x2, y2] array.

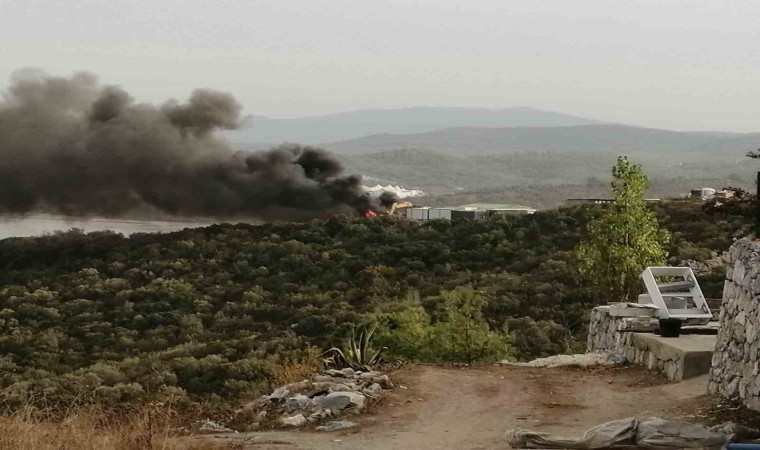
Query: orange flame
[[364, 210, 378, 218]]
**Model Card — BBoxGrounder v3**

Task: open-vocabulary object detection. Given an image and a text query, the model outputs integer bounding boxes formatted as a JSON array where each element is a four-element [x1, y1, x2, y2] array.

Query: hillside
[[341, 147, 754, 194], [0, 202, 748, 411], [325, 124, 760, 156], [228, 107, 604, 144], [424, 179, 754, 210]]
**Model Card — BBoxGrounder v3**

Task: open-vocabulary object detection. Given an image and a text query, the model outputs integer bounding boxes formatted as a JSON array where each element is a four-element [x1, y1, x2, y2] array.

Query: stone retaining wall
[[708, 238, 760, 410], [587, 307, 683, 380]]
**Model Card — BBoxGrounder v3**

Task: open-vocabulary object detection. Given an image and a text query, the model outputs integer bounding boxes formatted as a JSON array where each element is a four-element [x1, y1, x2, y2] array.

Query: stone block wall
[[708, 239, 760, 410], [586, 307, 652, 351], [587, 307, 683, 380]]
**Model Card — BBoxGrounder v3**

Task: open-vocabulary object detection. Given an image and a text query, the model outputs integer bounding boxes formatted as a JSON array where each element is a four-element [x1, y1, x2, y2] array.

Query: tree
[[576, 157, 670, 302], [744, 150, 760, 236]]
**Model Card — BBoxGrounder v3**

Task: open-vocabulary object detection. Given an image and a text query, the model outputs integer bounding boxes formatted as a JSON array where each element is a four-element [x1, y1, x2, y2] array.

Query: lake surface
[[0, 213, 217, 239]]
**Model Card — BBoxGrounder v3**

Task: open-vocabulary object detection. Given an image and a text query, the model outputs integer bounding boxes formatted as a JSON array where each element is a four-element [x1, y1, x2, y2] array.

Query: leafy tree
[[576, 157, 670, 302]]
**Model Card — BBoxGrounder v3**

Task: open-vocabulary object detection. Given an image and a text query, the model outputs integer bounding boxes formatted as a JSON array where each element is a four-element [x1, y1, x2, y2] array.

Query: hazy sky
[[2, 0, 760, 132]]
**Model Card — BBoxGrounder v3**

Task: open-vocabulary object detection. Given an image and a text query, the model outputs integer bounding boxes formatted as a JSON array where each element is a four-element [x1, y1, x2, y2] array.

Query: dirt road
[[188, 364, 709, 449]]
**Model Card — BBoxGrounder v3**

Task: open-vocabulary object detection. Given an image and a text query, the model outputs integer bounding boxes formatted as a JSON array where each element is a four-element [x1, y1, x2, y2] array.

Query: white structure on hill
[[363, 184, 426, 199]]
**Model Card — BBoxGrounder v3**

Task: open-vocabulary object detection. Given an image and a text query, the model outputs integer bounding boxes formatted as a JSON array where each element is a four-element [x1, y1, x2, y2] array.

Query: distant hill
[[340, 146, 755, 191], [341, 148, 613, 188], [325, 124, 760, 156], [228, 106, 604, 143], [424, 178, 754, 210]]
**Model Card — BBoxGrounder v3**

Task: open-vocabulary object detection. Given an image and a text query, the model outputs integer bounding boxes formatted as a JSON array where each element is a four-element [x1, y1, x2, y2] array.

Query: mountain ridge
[[229, 106, 605, 143], [323, 123, 760, 156]]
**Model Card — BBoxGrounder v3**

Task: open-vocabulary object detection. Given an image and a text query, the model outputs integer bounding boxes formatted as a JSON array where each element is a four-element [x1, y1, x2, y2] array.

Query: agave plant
[[322, 323, 388, 371]]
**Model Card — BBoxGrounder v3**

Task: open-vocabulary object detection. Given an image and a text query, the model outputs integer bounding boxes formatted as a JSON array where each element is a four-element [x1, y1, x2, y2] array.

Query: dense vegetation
[[426, 177, 751, 210], [344, 147, 754, 195], [0, 201, 749, 410]]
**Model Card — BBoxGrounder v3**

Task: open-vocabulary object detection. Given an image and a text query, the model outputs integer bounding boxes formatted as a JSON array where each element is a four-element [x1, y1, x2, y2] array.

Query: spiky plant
[[322, 323, 387, 371]]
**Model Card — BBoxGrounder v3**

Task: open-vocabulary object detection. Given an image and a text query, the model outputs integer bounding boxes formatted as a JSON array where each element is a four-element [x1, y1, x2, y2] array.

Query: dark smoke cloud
[[0, 69, 374, 219], [379, 191, 399, 209]]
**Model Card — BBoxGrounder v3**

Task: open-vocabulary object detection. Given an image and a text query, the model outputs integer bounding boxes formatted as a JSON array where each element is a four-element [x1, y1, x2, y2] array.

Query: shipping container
[[409, 208, 429, 220], [428, 208, 452, 220], [430, 208, 452, 220], [451, 210, 487, 220]]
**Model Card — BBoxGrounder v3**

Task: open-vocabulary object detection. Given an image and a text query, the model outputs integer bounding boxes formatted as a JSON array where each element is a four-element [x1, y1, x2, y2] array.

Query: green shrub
[[429, 288, 514, 364], [375, 288, 513, 364]]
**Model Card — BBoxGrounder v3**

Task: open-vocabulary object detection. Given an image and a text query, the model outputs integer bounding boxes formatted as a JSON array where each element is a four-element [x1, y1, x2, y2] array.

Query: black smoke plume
[[379, 191, 399, 209], [0, 69, 375, 219]]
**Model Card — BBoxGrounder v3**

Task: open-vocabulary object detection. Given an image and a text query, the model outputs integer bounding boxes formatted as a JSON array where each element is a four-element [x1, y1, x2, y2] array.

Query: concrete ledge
[[588, 306, 716, 381], [628, 333, 716, 381]]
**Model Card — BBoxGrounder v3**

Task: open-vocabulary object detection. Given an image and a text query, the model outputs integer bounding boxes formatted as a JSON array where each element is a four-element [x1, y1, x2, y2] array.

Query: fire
[[364, 210, 378, 218]]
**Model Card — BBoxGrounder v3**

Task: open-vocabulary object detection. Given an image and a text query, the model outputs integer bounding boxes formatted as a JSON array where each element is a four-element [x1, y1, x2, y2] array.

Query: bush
[[375, 288, 514, 364], [504, 317, 571, 360], [430, 288, 514, 364]]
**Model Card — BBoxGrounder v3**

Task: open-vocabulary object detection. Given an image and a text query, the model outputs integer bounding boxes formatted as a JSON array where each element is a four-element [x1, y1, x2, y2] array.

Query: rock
[[268, 387, 289, 401], [368, 374, 393, 389], [197, 419, 233, 433], [325, 369, 348, 378], [339, 368, 356, 377], [308, 409, 333, 422], [311, 381, 357, 393], [280, 414, 308, 427], [509, 353, 622, 368], [281, 380, 313, 394], [362, 383, 383, 397], [317, 391, 366, 411], [313, 374, 342, 383], [358, 371, 383, 379], [285, 394, 313, 412], [316, 421, 358, 432]]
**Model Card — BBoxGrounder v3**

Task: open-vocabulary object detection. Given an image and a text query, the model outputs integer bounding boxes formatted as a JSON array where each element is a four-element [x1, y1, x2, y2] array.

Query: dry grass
[[0, 351, 325, 449], [270, 346, 323, 387], [0, 406, 240, 450]]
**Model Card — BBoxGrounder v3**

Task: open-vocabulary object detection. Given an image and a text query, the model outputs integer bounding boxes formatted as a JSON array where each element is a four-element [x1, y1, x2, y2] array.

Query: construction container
[[407, 208, 429, 220], [451, 210, 487, 220], [428, 208, 452, 220]]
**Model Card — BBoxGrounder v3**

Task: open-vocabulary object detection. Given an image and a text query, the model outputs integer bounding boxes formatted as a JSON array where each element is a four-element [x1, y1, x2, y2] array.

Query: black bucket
[[659, 319, 682, 338]]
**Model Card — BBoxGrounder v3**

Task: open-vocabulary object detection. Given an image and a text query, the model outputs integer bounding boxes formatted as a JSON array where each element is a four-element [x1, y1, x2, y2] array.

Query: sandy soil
[[185, 364, 710, 450]]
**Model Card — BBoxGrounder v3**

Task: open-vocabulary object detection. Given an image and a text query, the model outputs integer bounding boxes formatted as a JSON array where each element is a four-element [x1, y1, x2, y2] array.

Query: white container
[[410, 208, 429, 220]]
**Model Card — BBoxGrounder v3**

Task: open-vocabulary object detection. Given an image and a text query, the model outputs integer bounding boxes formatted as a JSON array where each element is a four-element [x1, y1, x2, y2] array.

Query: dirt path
[[187, 365, 709, 449]]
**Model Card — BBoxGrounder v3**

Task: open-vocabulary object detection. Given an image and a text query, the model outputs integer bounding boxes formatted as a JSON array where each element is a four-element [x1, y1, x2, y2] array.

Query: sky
[[2, 0, 760, 132]]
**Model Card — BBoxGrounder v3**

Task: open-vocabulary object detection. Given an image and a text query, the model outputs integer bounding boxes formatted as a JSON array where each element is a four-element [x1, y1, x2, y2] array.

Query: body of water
[[0, 213, 217, 239]]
